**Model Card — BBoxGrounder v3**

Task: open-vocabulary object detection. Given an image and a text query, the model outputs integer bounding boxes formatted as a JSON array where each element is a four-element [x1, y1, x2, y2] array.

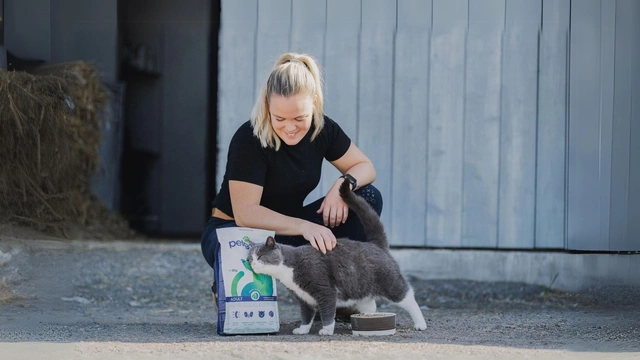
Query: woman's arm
[[229, 180, 336, 254], [331, 142, 377, 189], [317, 142, 377, 227]]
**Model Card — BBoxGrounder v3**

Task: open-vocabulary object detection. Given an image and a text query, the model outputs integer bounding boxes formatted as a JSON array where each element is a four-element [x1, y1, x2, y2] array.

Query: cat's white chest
[[274, 266, 317, 307]]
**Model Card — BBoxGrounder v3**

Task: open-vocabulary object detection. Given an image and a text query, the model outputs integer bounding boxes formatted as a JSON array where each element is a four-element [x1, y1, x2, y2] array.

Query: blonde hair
[[251, 53, 325, 150]]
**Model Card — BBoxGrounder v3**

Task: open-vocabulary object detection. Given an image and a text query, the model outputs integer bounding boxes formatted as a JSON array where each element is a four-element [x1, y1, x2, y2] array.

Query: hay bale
[[0, 62, 134, 239]]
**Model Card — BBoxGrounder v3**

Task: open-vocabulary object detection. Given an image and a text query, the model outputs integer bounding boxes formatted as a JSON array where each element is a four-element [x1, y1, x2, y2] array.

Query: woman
[[201, 52, 382, 305]]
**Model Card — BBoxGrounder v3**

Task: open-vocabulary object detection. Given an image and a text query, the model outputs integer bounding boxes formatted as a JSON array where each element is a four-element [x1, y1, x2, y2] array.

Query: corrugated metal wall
[[217, 0, 640, 251]]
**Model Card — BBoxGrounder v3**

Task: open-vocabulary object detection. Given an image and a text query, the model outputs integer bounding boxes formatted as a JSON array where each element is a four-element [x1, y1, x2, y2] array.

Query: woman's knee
[[355, 184, 383, 216], [200, 218, 237, 269], [201, 227, 218, 269]]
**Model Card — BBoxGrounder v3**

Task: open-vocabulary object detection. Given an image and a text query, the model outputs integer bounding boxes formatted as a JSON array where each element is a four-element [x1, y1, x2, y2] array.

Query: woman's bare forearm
[[234, 204, 307, 236]]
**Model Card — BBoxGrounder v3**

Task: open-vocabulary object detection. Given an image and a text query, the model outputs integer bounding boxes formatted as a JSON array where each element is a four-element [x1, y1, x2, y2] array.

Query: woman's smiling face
[[269, 93, 314, 146]]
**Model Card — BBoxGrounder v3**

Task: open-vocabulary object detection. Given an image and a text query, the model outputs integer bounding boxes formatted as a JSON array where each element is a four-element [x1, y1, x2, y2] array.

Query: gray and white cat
[[248, 179, 427, 335]]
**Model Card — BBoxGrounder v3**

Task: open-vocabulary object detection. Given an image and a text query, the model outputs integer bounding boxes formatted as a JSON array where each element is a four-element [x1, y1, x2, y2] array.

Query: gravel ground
[[0, 237, 638, 360]]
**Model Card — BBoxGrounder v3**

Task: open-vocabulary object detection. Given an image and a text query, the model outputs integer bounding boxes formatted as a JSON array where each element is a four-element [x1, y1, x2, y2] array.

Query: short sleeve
[[225, 122, 268, 186], [323, 116, 352, 161]]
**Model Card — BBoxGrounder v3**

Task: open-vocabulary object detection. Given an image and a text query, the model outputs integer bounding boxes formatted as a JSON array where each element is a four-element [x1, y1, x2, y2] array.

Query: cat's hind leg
[[317, 298, 337, 335], [292, 300, 316, 335], [393, 287, 427, 330], [355, 298, 377, 314]]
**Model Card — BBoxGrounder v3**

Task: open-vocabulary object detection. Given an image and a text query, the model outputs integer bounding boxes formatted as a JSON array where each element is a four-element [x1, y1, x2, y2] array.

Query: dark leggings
[[200, 184, 383, 269]]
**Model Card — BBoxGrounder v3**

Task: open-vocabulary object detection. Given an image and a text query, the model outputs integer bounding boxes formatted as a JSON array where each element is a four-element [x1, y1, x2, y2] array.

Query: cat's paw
[[318, 328, 334, 336], [414, 320, 427, 331], [292, 323, 312, 335], [318, 322, 335, 335]]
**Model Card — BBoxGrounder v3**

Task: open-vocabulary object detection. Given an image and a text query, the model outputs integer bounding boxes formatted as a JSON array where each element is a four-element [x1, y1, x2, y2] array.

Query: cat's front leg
[[292, 300, 316, 335]]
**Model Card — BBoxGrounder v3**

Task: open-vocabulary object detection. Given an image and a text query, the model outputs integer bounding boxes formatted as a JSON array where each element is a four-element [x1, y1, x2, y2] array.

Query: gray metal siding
[[536, 0, 570, 249], [217, 0, 640, 251], [321, 0, 360, 204], [217, 0, 258, 196], [569, 0, 640, 251], [628, 0, 640, 252], [568, 0, 613, 251], [358, 0, 395, 230], [611, 0, 640, 251], [426, 0, 466, 247], [498, 0, 540, 249], [610, 0, 631, 251], [461, 0, 502, 249], [391, 0, 430, 246]]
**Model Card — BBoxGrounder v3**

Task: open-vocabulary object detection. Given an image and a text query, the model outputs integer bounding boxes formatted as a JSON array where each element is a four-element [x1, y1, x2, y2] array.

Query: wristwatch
[[339, 174, 357, 191]]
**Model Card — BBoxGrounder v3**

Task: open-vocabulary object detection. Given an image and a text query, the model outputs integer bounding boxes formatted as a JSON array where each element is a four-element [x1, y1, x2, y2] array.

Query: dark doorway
[[207, 0, 221, 231], [118, 0, 220, 238]]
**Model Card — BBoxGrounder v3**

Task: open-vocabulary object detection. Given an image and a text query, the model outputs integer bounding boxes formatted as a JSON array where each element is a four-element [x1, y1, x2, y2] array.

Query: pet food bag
[[215, 227, 279, 335]]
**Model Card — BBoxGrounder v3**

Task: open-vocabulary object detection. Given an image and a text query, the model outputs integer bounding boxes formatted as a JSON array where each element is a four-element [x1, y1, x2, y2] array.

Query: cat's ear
[[266, 236, 276, 248]]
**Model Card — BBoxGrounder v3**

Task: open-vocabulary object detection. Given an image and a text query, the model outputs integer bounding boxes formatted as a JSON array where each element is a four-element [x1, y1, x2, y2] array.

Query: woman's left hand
[[316, 180, 349, 228]]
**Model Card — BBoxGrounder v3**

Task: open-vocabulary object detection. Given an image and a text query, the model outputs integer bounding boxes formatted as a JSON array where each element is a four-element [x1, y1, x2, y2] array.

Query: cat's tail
[[338, 179, 388, 249]]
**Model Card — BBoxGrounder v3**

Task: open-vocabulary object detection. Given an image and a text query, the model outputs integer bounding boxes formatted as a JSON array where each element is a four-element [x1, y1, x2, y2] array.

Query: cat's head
[[247, 236, 284, 275]]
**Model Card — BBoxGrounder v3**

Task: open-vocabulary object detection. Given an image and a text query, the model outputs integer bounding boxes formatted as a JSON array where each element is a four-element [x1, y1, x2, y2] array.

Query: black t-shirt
[[212, 115, 351, 218]]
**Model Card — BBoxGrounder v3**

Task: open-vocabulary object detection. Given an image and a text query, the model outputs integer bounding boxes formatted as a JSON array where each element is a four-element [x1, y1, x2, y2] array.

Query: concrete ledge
[[391, 249, 640, 292], [3, 237, 638, 293]]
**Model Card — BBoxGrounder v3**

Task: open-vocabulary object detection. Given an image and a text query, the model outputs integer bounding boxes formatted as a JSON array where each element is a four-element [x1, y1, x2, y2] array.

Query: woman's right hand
[[300, 221, 336, 254]]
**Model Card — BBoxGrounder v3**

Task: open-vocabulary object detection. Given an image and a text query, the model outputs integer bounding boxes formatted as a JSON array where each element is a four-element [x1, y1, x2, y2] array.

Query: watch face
[[341, 174, 356, 189]]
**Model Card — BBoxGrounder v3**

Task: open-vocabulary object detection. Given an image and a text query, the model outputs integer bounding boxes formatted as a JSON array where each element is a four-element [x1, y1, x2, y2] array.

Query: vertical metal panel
[[321, 0, 360, 198], [291, 0, 325, 61], [291, 0, 326, 204], [609, 0, 630, 251], [568, 0, 613, 250], [426, 0, 467, 247], [390, 0, 431, 246], [627, 0, 640, 250], [498, 0, 540, 248], [597, 1, 616, 250], [611, 0, 639, 251], [255, 0, 291, 101], [461, 0, 504, 248], [535, 0, 569, 249], [358, 0, 396, 227], [216, 0, 258, 189]]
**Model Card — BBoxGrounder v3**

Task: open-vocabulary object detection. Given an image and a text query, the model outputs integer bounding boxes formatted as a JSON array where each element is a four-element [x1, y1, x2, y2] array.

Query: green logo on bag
[[230, 259, 274, 297]]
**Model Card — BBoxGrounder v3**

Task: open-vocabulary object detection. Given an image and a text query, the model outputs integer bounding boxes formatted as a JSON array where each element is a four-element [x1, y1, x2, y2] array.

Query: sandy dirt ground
[[0, 233, 638, 360]]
